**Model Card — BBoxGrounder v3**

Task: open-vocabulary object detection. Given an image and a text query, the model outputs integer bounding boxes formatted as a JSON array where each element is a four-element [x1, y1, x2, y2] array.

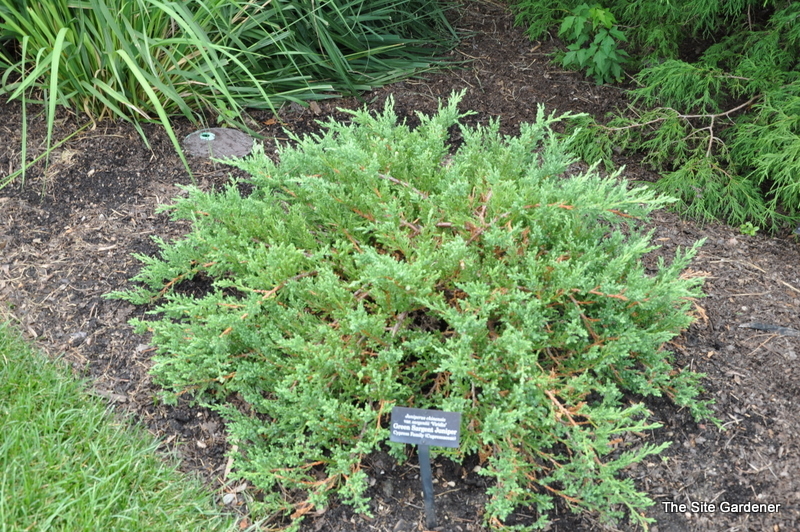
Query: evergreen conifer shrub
[[109, 92, 715, 530]]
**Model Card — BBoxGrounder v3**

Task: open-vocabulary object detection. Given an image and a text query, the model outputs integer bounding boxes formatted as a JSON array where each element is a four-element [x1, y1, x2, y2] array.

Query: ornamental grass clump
[[109, 91, 715, 530], [0, 0, 456, 186]]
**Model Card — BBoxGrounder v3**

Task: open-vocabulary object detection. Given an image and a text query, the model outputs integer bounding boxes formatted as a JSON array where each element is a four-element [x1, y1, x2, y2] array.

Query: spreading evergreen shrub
[[109, 92, 715, 531]]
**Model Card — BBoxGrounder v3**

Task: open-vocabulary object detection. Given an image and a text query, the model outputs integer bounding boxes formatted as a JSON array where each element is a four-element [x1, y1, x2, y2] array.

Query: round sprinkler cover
[[183, 128, 254, 159]]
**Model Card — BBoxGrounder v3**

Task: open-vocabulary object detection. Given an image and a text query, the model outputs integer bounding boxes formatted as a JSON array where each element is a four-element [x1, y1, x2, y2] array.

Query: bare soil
[[1, 1, 799, 531]]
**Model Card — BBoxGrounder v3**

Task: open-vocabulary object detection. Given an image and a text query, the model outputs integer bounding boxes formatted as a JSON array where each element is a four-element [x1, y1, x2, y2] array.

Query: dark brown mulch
[[1, 1, 799, 531]]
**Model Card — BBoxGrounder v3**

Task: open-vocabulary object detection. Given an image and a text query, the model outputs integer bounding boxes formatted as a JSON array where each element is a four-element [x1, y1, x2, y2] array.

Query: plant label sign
[[389, 406, 461, 448], [389, 406, 462, 529]]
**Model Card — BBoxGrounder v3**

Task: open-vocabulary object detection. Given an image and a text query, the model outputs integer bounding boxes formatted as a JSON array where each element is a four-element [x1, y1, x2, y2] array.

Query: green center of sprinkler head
[[199, 131, 216, 141]]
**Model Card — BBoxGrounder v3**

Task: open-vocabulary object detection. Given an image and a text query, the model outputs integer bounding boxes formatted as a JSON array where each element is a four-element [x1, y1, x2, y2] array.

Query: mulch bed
[[1, 1, 799, 530]]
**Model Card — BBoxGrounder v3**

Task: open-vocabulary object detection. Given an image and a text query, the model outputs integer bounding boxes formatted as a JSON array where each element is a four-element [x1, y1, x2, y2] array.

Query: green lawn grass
[[0, 319, 235, 532]]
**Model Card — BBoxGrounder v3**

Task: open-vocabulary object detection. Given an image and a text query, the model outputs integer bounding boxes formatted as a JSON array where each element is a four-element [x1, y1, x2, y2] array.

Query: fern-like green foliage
[[517, 0, 800, 232], [731, 82, 800, 220], [109, 92, 715, 531], [511, 0, 572, 42], [652, 157, 768, 227], [630, 60, 731, 114]]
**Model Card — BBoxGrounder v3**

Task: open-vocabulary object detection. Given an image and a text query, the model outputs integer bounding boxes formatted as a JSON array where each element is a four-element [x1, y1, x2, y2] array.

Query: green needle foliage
[[109, 92, 715, 531], [0, 319, 235, 532], [0, 0, 457, 185], [512, 0, 800, 233]]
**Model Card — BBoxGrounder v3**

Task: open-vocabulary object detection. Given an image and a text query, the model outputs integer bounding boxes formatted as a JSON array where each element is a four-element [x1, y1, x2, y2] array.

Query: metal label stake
[[389, 406, 462, 530], [418, 443, 436, 528]]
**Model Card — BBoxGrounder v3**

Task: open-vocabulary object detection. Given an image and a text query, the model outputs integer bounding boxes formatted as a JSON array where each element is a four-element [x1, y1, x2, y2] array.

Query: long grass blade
[[20, 36, 28, 188], [45, 27, 68, 170], [116, 48, 192, 180], [0, 122, 92, 191]]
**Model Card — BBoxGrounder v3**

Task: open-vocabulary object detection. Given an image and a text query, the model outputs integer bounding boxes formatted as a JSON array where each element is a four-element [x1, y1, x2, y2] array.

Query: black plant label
[[389, 406, 461, 448]]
